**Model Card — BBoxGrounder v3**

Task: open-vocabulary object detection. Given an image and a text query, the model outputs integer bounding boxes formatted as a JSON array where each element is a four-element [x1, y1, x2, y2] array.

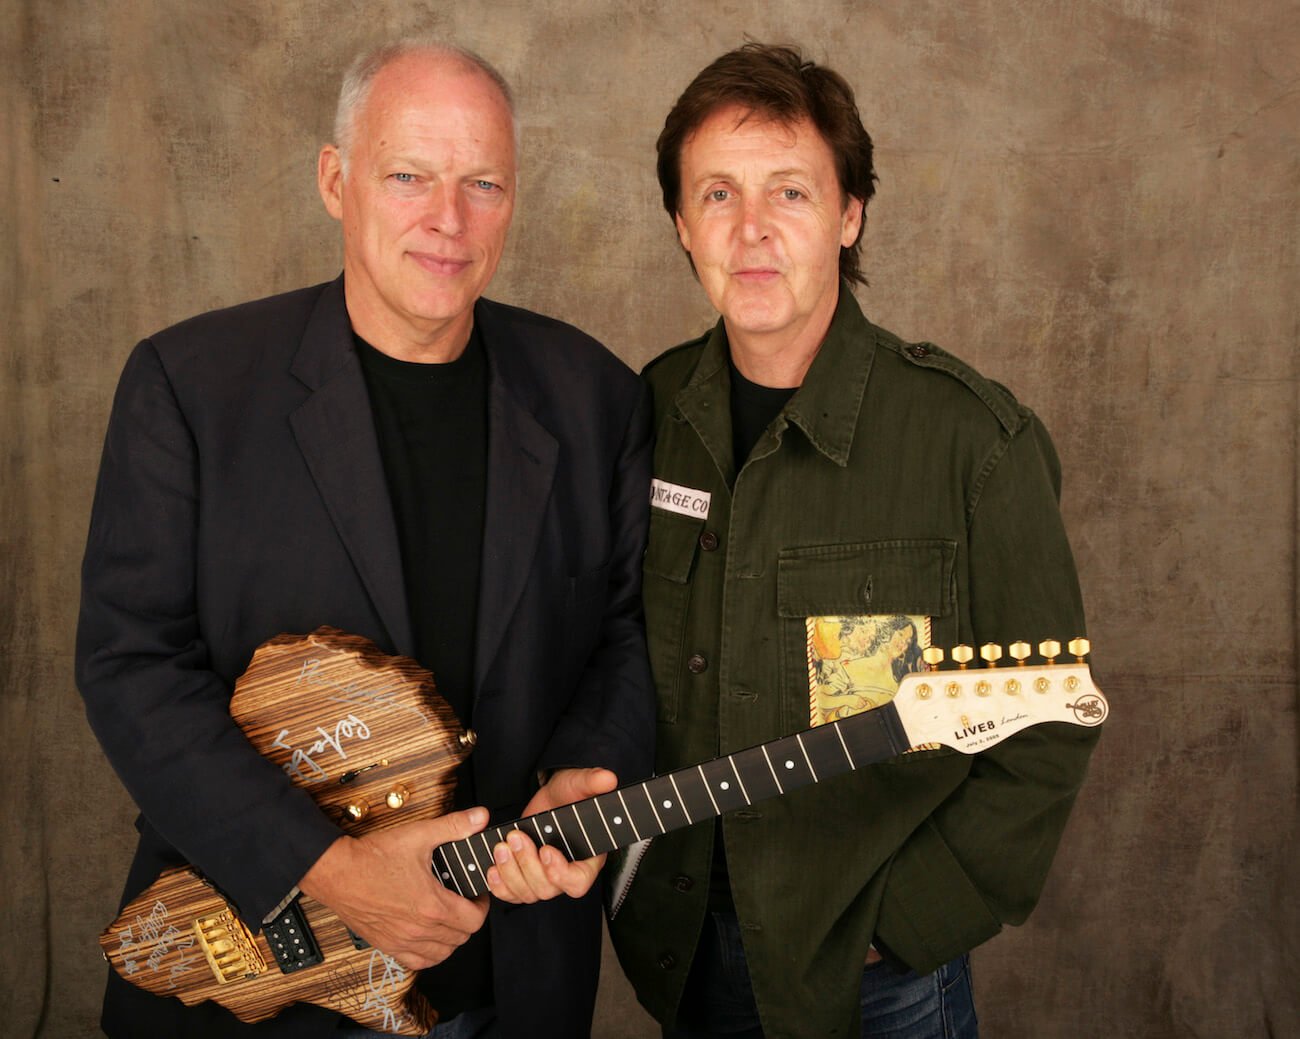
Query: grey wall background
[[3, 1, 1297, 1036]]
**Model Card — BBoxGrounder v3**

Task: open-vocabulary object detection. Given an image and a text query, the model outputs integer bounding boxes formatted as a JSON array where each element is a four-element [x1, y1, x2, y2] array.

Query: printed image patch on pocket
[[806, 614, 932, 727]]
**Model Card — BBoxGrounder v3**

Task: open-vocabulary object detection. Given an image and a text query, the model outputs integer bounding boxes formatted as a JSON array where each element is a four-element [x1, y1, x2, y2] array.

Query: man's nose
[[738, 196, 770, 244], [424, 184, 466, 237]]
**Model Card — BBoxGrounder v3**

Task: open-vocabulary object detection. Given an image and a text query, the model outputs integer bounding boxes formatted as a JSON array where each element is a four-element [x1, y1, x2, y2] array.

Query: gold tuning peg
[[922, 646, 945, 670], [1067, 637, 1090, 662], [951, 644, 974, 669], [460, 729, 478, 748], [979, 643, 1002, 667], [385, 784, 411, 810], [1038, 639, 1061, 664], [1009, 641, 1031, 665]]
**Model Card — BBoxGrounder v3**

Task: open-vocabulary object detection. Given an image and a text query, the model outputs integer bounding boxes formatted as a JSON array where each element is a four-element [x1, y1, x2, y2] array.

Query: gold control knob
[[460, 729, 478, 748], [951, 645, 974, 669], [1009, 641, 1031, 665], [385, 784, 411, 810], [1068, 637, 1091, 662], [979, 643, 1002, 667], [922, 647, 945, 670], [1038, 639, 1061, 664], [344, 800, 369, 823]]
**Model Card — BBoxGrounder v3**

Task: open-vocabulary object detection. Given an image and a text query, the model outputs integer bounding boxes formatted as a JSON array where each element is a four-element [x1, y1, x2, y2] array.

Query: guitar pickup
[[262, 900, 323, 974]]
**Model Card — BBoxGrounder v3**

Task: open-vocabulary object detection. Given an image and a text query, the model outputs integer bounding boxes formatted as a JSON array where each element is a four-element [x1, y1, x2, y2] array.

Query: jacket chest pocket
[[642, 509, 705, 722], [777, 539, 957, 734]]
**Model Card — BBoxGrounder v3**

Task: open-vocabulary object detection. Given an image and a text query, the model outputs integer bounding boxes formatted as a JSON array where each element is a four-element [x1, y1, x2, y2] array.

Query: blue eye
[[708, 189, 729, 202], [474, 180, 499, 192], [782, 188, 803, 200], [391, 172, 416, 183]]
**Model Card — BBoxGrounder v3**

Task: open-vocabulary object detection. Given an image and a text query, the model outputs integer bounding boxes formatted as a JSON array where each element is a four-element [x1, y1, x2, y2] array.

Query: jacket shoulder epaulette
[[872, 324, 1027, 436]]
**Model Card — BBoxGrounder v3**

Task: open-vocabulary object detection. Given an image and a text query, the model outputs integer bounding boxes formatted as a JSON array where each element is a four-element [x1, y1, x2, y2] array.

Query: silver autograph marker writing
[[296, 659, 429, 726], [272, 714, 373, 783]]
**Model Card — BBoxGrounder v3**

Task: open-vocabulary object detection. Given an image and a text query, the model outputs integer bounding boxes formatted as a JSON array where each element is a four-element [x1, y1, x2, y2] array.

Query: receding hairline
[[333, 38, 517, 164]]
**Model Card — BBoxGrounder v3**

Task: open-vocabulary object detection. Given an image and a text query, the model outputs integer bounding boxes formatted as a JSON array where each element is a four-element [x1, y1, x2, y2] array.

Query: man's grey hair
[[333, 36, 517, 175]]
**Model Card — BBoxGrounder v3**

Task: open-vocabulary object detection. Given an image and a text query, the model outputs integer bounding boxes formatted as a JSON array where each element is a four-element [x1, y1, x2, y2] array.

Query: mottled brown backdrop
[[2, 2, 1296, 1037]]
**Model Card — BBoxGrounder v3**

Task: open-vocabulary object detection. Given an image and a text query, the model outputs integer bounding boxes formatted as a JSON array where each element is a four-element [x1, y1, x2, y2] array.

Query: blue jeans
[[336, 1003, 497, 1039], [665, 909, 978, 1039]]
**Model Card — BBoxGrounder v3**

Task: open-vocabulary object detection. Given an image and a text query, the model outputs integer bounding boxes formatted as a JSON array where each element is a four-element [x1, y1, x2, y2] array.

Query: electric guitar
[[100, 627, 1107, 1034]]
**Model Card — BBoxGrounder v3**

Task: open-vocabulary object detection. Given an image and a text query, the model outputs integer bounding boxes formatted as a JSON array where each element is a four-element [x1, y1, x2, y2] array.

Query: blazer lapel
[[474, 302, 558, 688], [287, 279, 414, 656]]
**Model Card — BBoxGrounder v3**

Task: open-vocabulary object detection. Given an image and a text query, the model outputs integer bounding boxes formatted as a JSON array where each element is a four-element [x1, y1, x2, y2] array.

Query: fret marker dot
[[663, 800, 673, 809], [440, 872, 450, 880], [468, 864, 477, 872], [544, 825, 553, 834], [613, 816, 623, 825], [784, 760, 795, 769], [720, 781, 730, 790]]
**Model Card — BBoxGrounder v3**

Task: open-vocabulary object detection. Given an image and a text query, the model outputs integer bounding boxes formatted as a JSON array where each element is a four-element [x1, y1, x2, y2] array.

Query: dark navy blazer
[[77, 277, 656, 1038]]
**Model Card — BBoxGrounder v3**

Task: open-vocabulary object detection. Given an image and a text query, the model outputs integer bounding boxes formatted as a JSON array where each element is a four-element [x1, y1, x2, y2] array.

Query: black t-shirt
[[355, 328, 492, 1018], [355, 330, 487, 730], [730, 358, 797, 468]]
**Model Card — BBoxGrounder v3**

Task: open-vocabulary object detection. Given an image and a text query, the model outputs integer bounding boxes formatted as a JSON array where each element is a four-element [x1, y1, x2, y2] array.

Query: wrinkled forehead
[[361, 53, 517, 151]]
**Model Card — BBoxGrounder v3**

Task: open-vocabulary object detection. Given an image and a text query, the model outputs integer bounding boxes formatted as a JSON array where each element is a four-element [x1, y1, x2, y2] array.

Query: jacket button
[[658, 952, 676, 970], [672, 874, 694, 892], [687, 653, 708, 674], [907, 344, 930, 359], [699, 531, 719, 551]]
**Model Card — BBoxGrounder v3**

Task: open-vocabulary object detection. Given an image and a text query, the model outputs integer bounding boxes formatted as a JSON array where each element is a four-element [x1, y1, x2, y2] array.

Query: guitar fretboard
[[432, 700, 911, 897]]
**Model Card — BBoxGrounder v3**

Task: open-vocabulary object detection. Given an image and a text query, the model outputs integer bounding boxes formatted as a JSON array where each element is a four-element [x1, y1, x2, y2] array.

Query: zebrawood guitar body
[[99, 627, 475, 1035]]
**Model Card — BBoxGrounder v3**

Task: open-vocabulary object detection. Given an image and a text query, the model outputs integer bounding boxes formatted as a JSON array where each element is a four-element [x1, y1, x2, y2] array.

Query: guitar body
[[99, 627, 475, 1035]]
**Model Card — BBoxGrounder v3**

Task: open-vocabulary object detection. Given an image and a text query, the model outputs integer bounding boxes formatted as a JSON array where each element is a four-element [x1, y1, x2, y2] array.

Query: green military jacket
[[609, 287, 1098, 1038]]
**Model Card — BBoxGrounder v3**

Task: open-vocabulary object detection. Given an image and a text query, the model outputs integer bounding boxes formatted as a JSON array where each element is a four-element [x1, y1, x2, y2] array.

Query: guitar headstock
[[894, 638, 1107, 753]]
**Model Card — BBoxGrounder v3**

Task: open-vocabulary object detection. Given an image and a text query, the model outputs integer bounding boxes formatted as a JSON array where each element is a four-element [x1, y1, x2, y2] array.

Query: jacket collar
[[471, 298, 559, 688], [675, 283, 876, 472], [288, 276, 414, 654], [782, 285, 876, 467]]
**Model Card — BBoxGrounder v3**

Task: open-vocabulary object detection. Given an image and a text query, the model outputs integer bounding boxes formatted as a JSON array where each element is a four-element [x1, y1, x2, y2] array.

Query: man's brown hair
[[657, 42, 877, 286]]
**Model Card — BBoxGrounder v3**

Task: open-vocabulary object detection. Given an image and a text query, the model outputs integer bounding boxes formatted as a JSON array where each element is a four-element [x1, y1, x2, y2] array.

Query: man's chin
[[719, 306, 795, 340]]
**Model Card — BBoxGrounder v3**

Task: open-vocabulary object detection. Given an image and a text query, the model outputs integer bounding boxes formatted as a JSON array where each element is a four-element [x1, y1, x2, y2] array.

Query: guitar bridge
[[193, 909, 267, 984]]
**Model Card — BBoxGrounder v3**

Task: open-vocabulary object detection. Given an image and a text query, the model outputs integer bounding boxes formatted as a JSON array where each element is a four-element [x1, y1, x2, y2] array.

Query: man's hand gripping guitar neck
[[299, 807, 491, 971]]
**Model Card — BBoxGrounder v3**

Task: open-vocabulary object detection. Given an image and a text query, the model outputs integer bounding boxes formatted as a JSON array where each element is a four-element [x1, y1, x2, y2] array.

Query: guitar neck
[[432, 702, 912, 897]]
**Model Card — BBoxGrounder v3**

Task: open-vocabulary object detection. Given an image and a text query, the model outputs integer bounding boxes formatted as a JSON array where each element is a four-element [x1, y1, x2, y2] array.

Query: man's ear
[[674, 212, 692, 253], [840, 195, 865, 248], [318, 145, 345, 220]]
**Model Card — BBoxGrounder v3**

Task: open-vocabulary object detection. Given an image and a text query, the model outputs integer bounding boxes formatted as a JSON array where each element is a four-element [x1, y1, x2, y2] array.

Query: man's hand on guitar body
[[300, 807, 491, 971], [486, 767, 619, 903]]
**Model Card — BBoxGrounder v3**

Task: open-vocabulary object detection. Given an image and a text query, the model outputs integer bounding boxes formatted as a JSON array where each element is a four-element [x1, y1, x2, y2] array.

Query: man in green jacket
[[609, 42, 1099, 1038]]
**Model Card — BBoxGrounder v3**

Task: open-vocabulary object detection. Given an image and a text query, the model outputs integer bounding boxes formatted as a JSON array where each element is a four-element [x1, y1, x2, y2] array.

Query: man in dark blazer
[[76, 37, 654, 1039]]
